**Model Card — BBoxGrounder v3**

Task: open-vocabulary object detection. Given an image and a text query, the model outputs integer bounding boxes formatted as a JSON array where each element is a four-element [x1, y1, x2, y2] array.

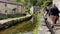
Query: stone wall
[[0, 2, 25, 14], [0, 15, 32, 31]]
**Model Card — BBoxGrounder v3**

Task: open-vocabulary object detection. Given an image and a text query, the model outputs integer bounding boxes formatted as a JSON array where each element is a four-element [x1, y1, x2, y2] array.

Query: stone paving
[[37, 17, 51, 34], [37, 13, 60, 34]]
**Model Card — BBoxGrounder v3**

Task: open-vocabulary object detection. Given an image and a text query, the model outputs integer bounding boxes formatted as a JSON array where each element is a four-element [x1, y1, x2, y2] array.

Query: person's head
[[53, 4, 56, 7]]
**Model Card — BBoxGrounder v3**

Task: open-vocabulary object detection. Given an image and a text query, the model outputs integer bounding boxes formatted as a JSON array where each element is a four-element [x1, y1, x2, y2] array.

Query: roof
[[0, 0, 24, 6]]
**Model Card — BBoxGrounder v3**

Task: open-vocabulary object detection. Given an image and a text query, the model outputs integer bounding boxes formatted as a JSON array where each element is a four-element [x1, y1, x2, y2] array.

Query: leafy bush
[[0, 14, 26, 20], [0, 16, 8, 20]]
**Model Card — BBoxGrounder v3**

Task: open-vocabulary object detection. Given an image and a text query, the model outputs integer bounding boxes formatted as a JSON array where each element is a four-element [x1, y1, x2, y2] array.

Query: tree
[[36, 0, 47, 6], [25, 0, 31, 12], [20, 0, 26, 5], [16, 0, 26, 5], [30, 0, 37, 6], [16, 0, 21, 2]]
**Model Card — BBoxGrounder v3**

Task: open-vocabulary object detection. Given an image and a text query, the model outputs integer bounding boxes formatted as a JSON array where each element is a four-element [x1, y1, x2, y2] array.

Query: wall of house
[[7, 4, 17, 14], [0, 2, 25, 14], [0, 3, 5, 14]]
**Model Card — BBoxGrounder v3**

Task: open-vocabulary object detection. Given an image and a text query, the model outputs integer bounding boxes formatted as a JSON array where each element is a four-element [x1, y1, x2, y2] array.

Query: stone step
[[38, 30, 51, 34]]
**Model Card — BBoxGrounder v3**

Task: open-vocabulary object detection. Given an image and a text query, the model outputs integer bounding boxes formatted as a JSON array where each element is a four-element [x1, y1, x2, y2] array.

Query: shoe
[[51, 26, 54, 28], [51, 26, 57, 30]]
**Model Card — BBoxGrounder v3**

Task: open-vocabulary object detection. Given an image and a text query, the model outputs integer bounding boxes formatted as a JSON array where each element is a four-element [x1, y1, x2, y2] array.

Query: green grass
[[33, 12, 40, 34], [0, 14, 26, 20]]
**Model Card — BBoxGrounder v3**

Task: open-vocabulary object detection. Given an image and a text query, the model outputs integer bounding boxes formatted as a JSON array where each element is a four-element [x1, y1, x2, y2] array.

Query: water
[[0, 20, 35, 34]]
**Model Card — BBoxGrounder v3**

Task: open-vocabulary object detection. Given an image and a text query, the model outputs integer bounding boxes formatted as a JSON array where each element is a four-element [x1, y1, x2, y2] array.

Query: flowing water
[[0, 19, 35, 34]]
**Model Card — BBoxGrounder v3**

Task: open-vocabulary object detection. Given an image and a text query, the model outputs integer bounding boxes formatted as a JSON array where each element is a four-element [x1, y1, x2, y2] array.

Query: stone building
[[0, 0, 25, 15], [30, 6, 40, 14]]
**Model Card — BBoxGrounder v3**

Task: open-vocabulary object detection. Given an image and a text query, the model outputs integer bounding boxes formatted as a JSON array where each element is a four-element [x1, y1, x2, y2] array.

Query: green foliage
[[0, 14, 26, 20], [36, 0, 46, 6], [16, 0, 52, 7], [16, 0, 21, 2], [33, 12, 40, 34], [30, 0, 37, 6], [20, 0, 26, 5], [0, 16, 8, 20], [41, 0, 52, 9], [16, 0, 26, 5]]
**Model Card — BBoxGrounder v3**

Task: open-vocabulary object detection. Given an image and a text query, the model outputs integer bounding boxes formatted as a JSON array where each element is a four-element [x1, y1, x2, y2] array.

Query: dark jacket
[[49, 6, 60, 16]]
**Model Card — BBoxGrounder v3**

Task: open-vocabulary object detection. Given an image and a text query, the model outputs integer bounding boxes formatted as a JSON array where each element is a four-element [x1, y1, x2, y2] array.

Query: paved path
[[54, 24, 60, 34], [37, 12, 60, 34], [54, 16, 60, 34], [37, 12, 51, 34], [37, 17, 51, 34]]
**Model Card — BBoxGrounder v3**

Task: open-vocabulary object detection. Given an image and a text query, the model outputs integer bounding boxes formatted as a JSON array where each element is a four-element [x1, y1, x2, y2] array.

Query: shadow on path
[[45, 20, 55, 34]]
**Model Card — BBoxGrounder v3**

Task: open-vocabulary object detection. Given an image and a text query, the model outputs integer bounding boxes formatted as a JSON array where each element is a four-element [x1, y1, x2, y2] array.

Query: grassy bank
[[32, 1, 52, 34], [0, 14, 26, 20], [33, 12, 40, 34]]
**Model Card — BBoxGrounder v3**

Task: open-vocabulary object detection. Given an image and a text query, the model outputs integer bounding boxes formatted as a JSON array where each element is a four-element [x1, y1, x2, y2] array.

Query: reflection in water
[[0, 19, 35, 34]]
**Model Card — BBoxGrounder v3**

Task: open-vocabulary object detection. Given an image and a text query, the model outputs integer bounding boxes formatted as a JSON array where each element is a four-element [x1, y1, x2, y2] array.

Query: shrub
[[0, 14, 26, 20]]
